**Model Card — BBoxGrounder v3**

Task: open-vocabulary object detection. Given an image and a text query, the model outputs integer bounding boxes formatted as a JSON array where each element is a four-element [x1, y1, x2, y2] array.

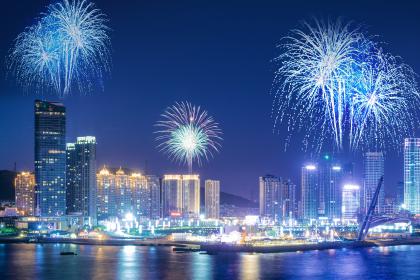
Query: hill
[[0, 170, 16, 201]]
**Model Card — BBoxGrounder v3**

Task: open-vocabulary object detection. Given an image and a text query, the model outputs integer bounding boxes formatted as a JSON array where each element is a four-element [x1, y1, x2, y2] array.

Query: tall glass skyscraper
[[259, 175, 282, 221], [301, 164, 319, 221], [66, 136, 97, 224], [321, 162, 343, 220], [282, 179, 296, 221], [34, 100, 66, 216], [363, 152, 385, 214], [404, 138, 420, 214], [341, 184, 360, 222]]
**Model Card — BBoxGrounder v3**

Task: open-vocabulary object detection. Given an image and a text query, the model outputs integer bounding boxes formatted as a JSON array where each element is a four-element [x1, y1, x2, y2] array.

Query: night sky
[[1, 0, 419, 200]]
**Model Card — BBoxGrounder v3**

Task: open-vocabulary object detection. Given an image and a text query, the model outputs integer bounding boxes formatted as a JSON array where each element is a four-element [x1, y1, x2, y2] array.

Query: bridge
[[358, 176, 412, 241]]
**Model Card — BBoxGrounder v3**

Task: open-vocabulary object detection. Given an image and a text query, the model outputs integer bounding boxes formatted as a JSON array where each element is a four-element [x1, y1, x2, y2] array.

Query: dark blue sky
[[1, 0, 419, 199]]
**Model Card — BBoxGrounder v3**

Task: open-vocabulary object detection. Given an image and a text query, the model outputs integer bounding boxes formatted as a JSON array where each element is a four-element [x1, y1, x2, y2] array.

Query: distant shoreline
[[1, 237, 420, 254], [200, 238, 420, 254]]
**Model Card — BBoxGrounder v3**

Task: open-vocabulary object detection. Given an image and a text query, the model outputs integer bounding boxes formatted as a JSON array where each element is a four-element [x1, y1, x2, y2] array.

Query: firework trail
[[9, 0, 110, 96], [155, 102, 222, 173], [272, 18, 419, 152]]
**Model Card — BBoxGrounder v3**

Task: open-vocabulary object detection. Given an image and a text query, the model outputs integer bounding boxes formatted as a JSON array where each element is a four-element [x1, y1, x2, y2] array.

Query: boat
[[60, 251, 77, 256]]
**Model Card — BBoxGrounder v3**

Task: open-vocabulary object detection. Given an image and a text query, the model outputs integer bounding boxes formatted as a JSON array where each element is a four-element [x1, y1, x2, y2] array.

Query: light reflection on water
[[0, 244, 419, 279]]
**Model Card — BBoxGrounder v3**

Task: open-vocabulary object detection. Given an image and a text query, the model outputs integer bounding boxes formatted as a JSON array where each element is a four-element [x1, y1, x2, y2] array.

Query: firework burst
[[9, 0, 111, 96], [350, 53, 420, 151], [155, 102, 222, 173], [272, 18, 419, 152]]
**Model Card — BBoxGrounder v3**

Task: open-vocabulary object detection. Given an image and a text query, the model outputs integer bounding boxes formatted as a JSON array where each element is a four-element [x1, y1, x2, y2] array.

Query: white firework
[[155, 102, 222, 173], [9, 0, 111, 96]]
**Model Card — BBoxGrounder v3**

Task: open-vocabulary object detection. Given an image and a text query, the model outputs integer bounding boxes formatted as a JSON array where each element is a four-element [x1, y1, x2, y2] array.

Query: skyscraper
[[146, 175, 161, 219], [115, 168, 131, 218], [162, 175, 183, 217], [363, 152, 384, 214], [14, 172, 36, 216], [34, 100, 66, 217], [162, 174, 200, 218], [97, 167, 117, 220], [282, 179, 296, 221], [130, 173, 149, 218], [324, 165, 343, 220], [130, 173, 161, 219], [96, 168, 161, 221], [66, 136, 97, 224], [317, 154, 343, 220], [205, 180, 220, 219], [341, 184, 360, 222], [301, 164, 319, 220], [181, 175, 200, 218], [404, 138, 420, 214], [259, 175, 282, 221]]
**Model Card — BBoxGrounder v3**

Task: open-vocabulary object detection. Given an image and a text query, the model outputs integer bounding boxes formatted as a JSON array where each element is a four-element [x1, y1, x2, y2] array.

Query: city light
[[305, 165, 316, 170]]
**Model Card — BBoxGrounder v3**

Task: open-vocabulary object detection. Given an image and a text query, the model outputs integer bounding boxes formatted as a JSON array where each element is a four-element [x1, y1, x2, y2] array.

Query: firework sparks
[[155, 102, 222, 173], [350, 53, 420, 151], [272, 18, 419, 152], [9, 0, 111, 96]]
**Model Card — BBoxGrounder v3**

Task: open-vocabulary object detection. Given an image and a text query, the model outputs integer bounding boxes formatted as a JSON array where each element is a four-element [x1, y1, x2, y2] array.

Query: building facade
[[130, 174, 161, 220], [115, 168, 131, 218], [205, 180, 220, 219], [162, 175, 183, 217], [404, 138, 420, 214], [181, 175, 200, 218], [363, 152, 385, 214], [162, 174, 200, 218], [96, 167, 161, 220], [341, 184, 360, 222], [259, 175, 282, 221], [34, 100, 66, 217], [282, 179, 296, 221], [97, 167, 117, 220], [66, 136, 97, 224], [15, 172, 36, 216], [301, 164, 319, 221]]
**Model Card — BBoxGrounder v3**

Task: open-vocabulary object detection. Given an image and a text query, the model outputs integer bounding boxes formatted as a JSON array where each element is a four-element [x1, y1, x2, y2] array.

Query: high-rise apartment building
[[34, 100, 66, 216], [66, 136, 97, 224], [162, 174, 200, 218], [96, 167, 161, 220], [301, 164, 319, 220], [363, 152, 385, 214], [341, 184, 360, 222], [259, 175, 282, 221], [146, 175, 161, 219], [181, 175, 200, 218], [115, 168, 131, 218], [130, 173, 161, 219], [97, 167, 117, 220], [404, 138, 420, 214], [205, 180, 220, 219], [14, 172, 36, 216], [162, 175, 183, 217]]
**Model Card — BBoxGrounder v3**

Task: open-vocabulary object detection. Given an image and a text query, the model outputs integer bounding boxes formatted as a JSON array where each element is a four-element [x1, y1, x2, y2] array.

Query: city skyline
[[1, 0, 420, 200], [1, 2, 419, 279]]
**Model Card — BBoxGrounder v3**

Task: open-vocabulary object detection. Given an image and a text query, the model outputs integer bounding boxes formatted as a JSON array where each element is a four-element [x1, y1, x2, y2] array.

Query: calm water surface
[[0, 243, 419, 279]]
